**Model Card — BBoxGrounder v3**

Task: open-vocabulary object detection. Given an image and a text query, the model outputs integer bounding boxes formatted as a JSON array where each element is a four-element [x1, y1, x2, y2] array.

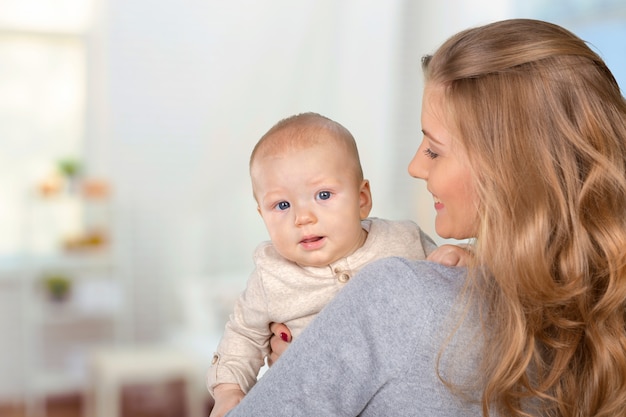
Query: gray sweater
[[226, 257, 486, 416]]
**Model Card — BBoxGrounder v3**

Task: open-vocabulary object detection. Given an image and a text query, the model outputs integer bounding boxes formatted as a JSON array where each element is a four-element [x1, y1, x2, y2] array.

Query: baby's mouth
[[300, 236, 323, 244]]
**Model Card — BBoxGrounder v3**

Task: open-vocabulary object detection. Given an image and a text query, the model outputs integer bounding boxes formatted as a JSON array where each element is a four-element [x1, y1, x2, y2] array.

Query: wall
[[94, 0, 410, 341]]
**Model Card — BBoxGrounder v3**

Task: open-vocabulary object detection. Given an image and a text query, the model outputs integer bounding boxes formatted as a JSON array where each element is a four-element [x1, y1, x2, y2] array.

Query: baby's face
[[251, 137, 371, 267]]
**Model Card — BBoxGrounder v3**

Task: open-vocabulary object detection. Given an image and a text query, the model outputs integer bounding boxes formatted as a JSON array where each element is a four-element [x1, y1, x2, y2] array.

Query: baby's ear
[[359, 179, 373, 219]]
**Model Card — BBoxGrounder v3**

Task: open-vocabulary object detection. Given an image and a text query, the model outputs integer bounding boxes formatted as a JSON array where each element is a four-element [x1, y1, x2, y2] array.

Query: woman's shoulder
[[358, 257, 466, 291], [344, 257, 468, 320]]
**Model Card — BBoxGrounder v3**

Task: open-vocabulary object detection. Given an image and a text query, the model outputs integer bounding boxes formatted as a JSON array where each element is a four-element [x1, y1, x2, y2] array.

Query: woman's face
[[408, 84, 479, 240]]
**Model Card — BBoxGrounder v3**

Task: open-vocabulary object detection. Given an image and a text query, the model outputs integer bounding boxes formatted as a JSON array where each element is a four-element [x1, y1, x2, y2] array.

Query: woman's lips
[[434, 197, 444, 211]]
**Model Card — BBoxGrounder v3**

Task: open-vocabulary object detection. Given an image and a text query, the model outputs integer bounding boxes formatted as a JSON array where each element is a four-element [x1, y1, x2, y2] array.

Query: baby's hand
[[427, 244, 472, 267], [210, 384, 245, 417]]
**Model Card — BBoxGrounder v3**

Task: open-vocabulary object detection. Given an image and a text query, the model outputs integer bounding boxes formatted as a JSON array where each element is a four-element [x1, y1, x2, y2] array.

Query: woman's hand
[[268, 322, 292, 366], [427, 243, 472, 267]]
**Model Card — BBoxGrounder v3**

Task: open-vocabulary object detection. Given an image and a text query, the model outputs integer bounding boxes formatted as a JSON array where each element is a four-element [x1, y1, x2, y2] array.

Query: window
[[0, 0, 93, 256], [516, 0, 626, 89]]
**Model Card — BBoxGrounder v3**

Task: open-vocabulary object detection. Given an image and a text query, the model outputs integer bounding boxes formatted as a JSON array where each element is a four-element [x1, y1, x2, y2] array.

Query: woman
[[225, 19, 626, 416]]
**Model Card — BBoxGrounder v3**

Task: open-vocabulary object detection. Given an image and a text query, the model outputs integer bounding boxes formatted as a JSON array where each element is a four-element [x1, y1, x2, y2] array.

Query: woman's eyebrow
[[421, 129, 444, 146]]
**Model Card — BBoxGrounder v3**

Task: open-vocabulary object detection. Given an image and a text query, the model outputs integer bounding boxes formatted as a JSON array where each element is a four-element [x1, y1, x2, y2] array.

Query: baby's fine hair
[[249, 112, 364, 181]]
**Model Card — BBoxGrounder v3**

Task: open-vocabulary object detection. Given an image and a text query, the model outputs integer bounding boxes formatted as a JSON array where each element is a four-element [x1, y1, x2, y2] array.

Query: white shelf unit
[[1, 183, 129, 416], [17, 250, 126, 416]]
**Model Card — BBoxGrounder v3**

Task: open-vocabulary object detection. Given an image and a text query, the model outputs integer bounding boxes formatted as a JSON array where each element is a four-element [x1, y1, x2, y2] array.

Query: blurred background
[[0, 0, 624, 416]]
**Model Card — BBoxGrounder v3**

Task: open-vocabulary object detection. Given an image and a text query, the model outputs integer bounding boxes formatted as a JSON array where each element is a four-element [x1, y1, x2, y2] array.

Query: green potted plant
[[42, 274, 72, 302], [57, 158, 82, 194], [57, 158, 82, 178]]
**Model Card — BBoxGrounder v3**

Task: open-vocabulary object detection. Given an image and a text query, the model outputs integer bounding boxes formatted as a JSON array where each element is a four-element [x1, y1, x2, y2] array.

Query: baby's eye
[[424, 148, 439, 159], [276, 201, 290, 210], [317, 191, 331, 200]]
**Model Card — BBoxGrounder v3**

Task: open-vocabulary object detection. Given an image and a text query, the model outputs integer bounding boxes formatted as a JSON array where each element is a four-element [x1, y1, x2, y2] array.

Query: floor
[[0, 383, 214, 417], [0, 394, 82, 417]]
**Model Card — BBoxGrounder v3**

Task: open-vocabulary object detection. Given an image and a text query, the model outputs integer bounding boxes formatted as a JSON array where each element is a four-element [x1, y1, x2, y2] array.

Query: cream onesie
[[206, 217, 436, 395]]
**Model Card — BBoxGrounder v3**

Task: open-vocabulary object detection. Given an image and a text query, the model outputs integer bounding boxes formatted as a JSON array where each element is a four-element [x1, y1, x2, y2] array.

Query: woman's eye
[[276, 201, 290, 210], [317, 191, 331, 200], [424, 148, 439, 159]]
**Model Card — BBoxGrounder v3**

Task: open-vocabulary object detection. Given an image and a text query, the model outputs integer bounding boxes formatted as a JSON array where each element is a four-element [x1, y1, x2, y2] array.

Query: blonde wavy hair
[[423, 19, 626, 416]]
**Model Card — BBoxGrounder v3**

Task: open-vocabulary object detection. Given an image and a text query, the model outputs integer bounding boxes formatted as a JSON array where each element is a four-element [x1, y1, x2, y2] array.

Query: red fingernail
[[280, 332, 289, 342]]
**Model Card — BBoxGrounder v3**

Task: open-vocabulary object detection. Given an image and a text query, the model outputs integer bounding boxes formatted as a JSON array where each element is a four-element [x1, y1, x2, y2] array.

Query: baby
[[207, 112, 467, 417]]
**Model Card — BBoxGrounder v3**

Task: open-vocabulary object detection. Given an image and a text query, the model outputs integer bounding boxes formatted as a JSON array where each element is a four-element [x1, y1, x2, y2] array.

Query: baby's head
[[250, 112, 372, 267], [250, 112, 363, 180]]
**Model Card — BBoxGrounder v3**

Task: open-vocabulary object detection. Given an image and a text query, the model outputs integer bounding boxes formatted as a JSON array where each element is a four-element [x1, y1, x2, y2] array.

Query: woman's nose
[[408, 142, 428, 180]]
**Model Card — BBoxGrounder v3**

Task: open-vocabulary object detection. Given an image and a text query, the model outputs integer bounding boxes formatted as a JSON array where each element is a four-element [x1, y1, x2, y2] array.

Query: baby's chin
[[293, 255, 343, 269], [285, 244, 353, 268]]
